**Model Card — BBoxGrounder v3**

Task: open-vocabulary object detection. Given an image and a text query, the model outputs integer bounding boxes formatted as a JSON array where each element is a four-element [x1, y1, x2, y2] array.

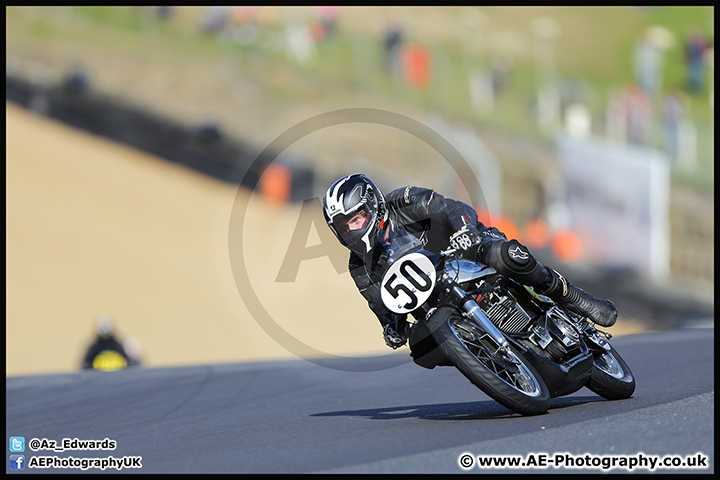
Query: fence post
[[677, 117, 697, 171]]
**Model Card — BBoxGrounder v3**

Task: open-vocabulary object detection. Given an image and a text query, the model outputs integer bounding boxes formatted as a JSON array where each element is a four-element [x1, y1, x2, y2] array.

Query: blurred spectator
[[606, 90, 626, 142], [200, 6, 232, 36], [231, 6, 260, 46], [63, 67, 90, 95], [626, 84, 653, 145], [490, 53, 513, 96], [81, 314, 140, 371], [156, 6, 173, 21], [633, 27, 668, 98], [684, 27, 711, 94], [608, 84, 653, 146], [661, 90, 685, 161], [234, 6, 257, 24], [315, 6, 341, 41], [382, 21, 405, 78], [194, 121, 223, 143]]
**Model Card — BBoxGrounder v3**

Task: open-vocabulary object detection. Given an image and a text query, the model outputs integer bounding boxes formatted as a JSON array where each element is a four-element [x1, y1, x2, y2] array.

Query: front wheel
[[430, 310, 551, 416], [586, 344, 635, 400]]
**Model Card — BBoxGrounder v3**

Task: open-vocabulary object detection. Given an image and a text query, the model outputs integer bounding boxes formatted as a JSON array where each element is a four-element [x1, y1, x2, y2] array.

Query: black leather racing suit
[[348, 186, 509, 329]]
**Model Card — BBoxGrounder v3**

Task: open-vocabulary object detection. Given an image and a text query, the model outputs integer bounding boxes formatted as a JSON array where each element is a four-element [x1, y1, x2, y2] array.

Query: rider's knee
[[481, 238, 547, 284]]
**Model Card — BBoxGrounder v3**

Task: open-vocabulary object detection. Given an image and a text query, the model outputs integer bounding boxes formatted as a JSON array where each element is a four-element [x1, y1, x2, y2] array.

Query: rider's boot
[[540, 268, 618, 327]]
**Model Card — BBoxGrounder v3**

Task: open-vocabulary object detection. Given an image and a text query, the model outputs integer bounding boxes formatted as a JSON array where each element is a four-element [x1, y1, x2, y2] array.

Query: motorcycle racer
[[322, 173, 618, 349], [81, 314, 138, 371]]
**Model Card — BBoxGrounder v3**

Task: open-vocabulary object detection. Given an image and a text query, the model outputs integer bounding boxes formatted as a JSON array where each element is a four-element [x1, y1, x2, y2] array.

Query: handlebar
[[439, 246, 459, 257]]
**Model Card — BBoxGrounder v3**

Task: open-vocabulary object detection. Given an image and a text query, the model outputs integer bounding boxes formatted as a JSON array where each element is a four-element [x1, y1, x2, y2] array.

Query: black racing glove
[[382, 315, 409, 350], [449, 224, 482, 258]]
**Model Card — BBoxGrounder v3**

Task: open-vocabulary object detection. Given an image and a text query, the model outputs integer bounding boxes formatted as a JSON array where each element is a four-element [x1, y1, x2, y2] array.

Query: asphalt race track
[[6, 323, 714, 474]]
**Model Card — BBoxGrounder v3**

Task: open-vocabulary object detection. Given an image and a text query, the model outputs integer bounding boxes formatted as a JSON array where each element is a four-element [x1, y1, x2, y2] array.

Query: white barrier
[[557, 134, 670, 282]]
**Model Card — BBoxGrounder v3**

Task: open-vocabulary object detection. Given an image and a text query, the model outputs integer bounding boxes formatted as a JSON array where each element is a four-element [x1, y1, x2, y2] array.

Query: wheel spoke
[[450, 319, 541, 396]]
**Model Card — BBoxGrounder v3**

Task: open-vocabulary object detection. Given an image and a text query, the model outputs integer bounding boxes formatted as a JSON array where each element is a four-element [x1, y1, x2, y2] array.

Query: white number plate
[[380, 252, 436, 314]]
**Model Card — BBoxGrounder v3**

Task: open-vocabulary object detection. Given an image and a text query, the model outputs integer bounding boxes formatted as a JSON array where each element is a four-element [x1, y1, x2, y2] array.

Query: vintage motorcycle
[[378, 228, 635, 416]]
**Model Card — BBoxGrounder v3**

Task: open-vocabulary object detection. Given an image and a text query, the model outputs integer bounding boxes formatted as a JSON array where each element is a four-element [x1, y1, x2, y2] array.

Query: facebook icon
[[10, 455, 25, 470]]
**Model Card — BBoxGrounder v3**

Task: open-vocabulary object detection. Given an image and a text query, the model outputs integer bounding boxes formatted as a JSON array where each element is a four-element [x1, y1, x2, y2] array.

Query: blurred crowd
[[169, 7, 712, 164]]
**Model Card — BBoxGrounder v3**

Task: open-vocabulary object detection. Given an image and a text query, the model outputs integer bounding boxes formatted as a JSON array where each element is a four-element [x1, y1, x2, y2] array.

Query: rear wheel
[[586, 344, 635, 400], [430, 310, 551, 416]]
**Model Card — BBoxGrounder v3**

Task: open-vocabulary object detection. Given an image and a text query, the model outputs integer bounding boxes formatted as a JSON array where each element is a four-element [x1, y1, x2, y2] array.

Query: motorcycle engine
[[476, 289, 533, 333], [473, 279, 584, 363], [529, 307, 583, 361]]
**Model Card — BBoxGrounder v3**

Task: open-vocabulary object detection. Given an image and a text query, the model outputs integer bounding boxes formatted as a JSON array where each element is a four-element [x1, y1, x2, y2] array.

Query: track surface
[[6, 324, 714, 474]]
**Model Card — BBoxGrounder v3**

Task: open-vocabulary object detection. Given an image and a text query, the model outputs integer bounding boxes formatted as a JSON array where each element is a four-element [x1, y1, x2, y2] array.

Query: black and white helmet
[[323, 174, 387, 256]]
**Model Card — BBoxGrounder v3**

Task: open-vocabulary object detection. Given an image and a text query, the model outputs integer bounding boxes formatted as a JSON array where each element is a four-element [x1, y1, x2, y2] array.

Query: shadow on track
[[311, 395, 607, 421]]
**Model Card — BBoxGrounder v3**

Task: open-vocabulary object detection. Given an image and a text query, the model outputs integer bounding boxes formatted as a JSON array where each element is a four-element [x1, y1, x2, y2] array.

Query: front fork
[[446, 284, 517, 361]]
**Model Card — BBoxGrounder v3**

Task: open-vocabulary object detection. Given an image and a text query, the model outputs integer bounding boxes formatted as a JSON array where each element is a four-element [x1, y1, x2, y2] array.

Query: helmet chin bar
[[360, 228, 373, 253]]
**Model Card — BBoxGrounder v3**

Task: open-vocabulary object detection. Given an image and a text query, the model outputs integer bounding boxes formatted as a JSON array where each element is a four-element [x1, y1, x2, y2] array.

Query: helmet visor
[[332, 205, 371, 238]]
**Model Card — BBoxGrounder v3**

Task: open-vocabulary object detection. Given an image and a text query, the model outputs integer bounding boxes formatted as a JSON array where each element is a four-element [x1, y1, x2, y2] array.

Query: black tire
[[586, 344, 635, 400], [429, 308, 551, 416]]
